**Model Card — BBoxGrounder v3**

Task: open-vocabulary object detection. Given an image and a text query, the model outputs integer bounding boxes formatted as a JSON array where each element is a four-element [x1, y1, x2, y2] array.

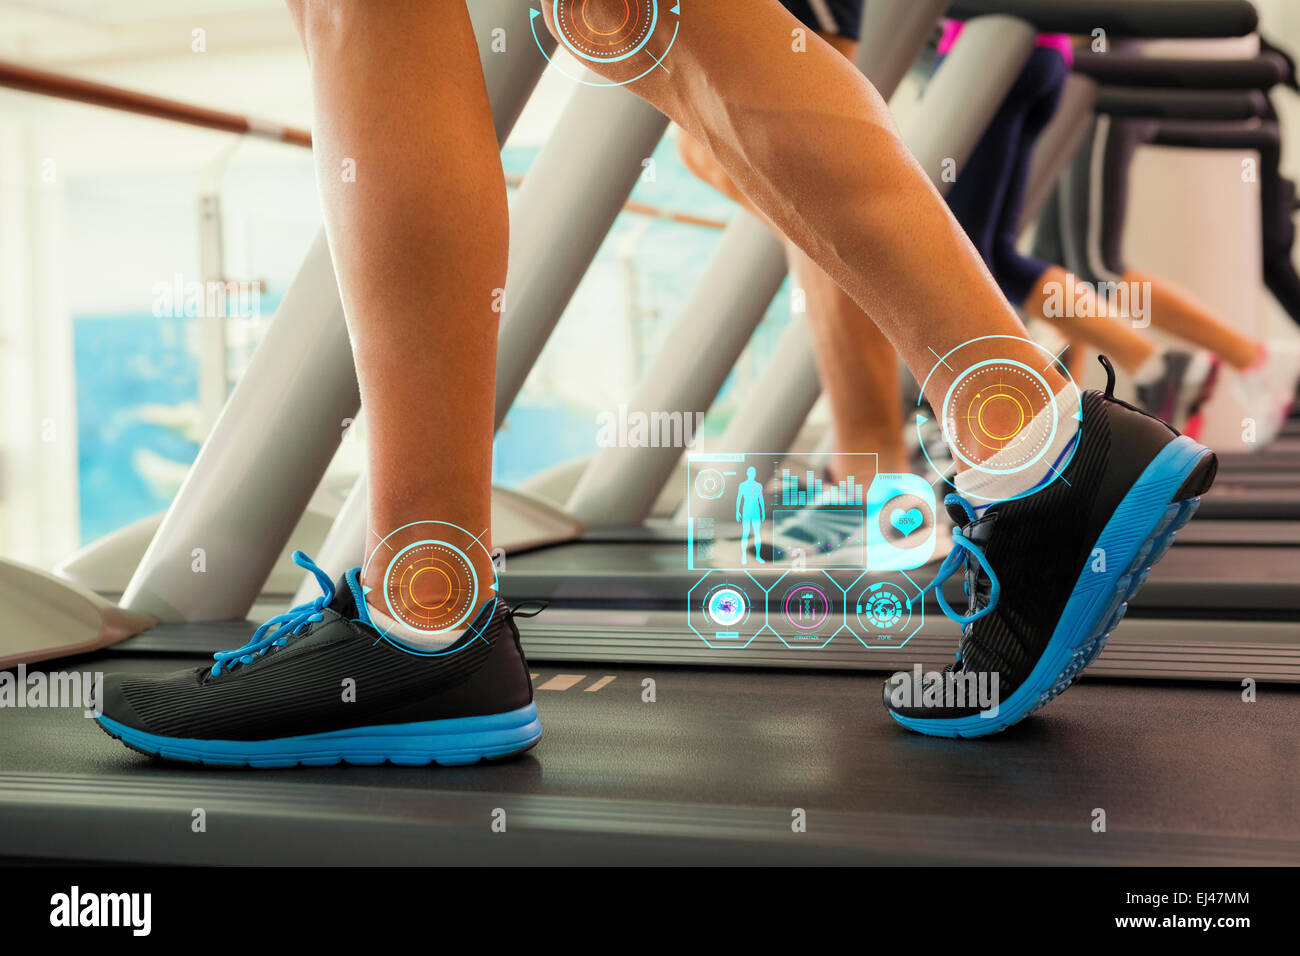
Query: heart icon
[[890, 507, 924, 536]]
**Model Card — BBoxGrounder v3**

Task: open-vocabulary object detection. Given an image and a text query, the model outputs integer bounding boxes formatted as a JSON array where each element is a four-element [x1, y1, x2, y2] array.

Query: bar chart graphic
[[781, 469, 864, 507]]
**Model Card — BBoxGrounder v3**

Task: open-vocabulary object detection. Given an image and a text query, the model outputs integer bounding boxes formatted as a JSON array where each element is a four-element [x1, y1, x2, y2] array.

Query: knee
[[542, 0, 636, 40], [541, 0, 671, 86], [988, 239, 1018, 277]]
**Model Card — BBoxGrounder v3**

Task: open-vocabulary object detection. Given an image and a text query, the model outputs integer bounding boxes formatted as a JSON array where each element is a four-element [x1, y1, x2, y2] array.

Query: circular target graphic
[[530, 0, 680, 88], [382, 539, 479, 634], [553, 0, 658, 63], [782, 582, 831, 632], [694, 467, 725, 500], [942, 359, 1055, 475]]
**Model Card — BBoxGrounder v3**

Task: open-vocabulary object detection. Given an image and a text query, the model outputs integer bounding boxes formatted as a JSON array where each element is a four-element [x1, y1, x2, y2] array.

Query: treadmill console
[[685, 453, 936, 571], [684, 453, 936, 650]]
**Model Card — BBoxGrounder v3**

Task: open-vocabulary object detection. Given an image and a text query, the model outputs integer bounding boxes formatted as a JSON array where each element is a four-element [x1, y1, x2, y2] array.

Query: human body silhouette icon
[[735, 466, 766, 565]]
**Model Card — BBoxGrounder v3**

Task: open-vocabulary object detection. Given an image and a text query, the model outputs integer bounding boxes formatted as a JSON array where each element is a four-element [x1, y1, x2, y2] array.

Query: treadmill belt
[[1208, 471, 1300, 488], [1195, 485, 1300, 519], [1, 654, 1297, 864], [1173, 520, 1300, 545]]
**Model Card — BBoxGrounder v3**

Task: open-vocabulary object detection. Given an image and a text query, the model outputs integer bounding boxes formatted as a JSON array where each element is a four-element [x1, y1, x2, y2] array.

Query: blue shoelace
[[924, 495, 1002, 657], [210, 550, 334, 677]]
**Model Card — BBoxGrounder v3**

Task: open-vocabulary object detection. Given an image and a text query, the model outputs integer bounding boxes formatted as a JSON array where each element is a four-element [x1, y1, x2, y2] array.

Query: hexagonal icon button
[[688, 571, 766, 649], [846, 571, 924, 649], [769, 571, 838, 650]]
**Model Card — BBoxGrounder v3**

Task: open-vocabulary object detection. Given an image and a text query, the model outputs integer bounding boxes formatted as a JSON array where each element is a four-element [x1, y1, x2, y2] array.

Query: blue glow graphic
[[704, 583, 748, 628], [685, 452, 936, 571], [915, 335, 1082, 503], [529, 1, 681, 88], [360, 519, 499, 657], [781, 468, 864, 506]]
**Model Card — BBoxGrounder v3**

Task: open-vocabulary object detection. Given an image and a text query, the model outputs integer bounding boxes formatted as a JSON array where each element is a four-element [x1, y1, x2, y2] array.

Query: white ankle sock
[[954, 385, 1081, 508], [1132, 351, 1167, 386], [365, 600, 465, 650]]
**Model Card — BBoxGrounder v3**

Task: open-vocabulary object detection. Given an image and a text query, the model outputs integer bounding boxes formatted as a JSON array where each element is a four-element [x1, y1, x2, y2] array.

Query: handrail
[[0, 57, 725, 230], [1094, 86, 1268, 120], [1073, 53, 1283, 90], [0, 58, 312, 147], [947, 0, 1258, 38]]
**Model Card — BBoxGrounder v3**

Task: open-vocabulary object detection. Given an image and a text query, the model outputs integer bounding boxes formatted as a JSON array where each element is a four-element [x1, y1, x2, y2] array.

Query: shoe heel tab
[[1097, 354, 1117, 398], [1091, 354, 1182, 438], [508, 601, 549, 621], [504, 601, 545, 705]]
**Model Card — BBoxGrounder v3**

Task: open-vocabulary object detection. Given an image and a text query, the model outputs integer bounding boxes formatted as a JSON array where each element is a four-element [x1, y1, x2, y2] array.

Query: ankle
[[953, 384, 1081, 507], [360, 527, 499, 635]]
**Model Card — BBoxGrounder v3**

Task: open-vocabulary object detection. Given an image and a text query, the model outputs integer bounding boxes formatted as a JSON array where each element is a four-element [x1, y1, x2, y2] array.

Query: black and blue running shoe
[[884, 357, 1217, 738], [95, 553, 541, 767]]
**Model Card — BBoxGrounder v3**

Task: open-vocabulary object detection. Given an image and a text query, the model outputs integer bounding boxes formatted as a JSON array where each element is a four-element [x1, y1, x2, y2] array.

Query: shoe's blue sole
[[96, 702, 542, 768], [890, 435, 1213, 739]]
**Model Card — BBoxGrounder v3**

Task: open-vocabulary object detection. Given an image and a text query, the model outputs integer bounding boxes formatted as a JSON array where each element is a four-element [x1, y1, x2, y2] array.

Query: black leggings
[[782, 0, 862, 39], [943, 46, 1070, 305]]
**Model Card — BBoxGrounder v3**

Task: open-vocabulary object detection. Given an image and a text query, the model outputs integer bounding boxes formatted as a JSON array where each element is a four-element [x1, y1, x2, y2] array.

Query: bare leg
[[1065, 339, 1091, 384], [287, 0, 502, 610], [1024, 266, 1157, 375], [1026, 265, 1264, 376], [548, 2, 1065, 462], [791, 250, 907, 476], [1124, 268, 1260, 370]]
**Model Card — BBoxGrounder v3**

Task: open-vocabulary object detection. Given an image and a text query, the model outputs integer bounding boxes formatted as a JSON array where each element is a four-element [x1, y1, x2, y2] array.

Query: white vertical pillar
[[0, 115, 80, 568]]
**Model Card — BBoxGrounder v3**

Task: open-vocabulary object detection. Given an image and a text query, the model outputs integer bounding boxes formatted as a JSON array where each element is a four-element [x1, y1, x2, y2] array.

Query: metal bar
[[897, 16, 1037, 184], [475, 2, 556, 145], [0, 57, 312, 147], [495, 82, 668, 425], [121, 0, 551, 621], [121, 229, 357, 620], [566, 212, 789, 525], [855, 0, 952, 93], [289, 470, 369, 607], [947, 0, 1258, 38], [194, 192, 229, 437], [1018, 73, 1098, 231]]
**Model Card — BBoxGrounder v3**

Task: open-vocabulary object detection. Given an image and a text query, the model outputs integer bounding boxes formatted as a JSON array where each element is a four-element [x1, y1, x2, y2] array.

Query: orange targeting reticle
[[385, 541, 476, 633], [555, 0, 656, 62], [944, 360, 1052, 470], [362, 520, 497, 645], [915, 335, 1082, 502], [531, 0, 680, 87]]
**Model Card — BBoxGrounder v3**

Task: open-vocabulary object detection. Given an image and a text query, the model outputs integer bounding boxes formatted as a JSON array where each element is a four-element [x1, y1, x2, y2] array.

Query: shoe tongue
[[328, 570, 362, 621], [945, 499, 973, 526]]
